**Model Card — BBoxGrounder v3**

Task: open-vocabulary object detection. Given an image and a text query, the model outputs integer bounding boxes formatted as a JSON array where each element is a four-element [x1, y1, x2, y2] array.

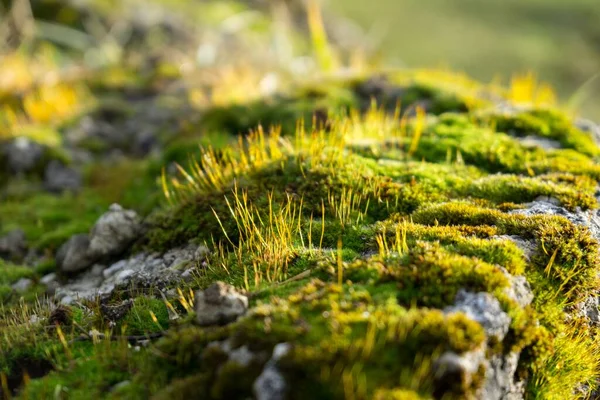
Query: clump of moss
[[126, 279, 489, 399], [409, 113, 600, 180], [120, 296, 170, 335], [18, 340, 144, 399], [412, 201, 599, 298], [482, 108, 600, 157], [200, 86, 356, 136]]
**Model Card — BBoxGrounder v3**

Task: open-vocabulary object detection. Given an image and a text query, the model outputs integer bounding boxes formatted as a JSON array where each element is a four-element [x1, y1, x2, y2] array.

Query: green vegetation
[[1, 0, 600, 399]]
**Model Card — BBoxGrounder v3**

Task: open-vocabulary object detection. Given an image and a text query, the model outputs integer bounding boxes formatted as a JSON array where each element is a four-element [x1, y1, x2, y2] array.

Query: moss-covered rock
[[2, 4, 600, 397]]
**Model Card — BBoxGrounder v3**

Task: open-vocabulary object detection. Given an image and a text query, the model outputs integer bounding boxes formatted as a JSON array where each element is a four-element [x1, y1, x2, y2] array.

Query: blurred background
[[327, 0, 600, 118], [1, 0, 599, 118]]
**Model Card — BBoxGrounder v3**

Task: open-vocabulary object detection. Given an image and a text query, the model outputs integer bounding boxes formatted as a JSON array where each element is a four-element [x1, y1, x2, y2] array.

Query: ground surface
[[2, 1, 600, 399]]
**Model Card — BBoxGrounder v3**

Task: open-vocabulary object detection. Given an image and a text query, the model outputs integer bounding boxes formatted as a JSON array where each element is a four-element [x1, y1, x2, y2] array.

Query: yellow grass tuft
[[214, 184, 305, 287], [508, 72, 558, 107]]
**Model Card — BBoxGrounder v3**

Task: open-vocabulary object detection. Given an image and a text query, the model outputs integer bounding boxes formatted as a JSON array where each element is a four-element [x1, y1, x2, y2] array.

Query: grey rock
[[207, 340, 256, 368], [517, 135, 562, 150], [254, 365, 287, 400], [433, 349, 486, 391], [90, 264, 106, 277], [436, 302, 524, 400], [533, 195, 561, 206], [445, 290, 511, 340], [101, 299, 134, 322], [60, 295, 75, 305], [496, 235, 536, 261], [194, 245, 210, 260], [495, 265, 534, 309], [56, 204, 141, 274], [52, 245, 199, 302], [69, 116, 124, 148], [56, 234, 94, 273], [481, 352, 524, 400], [88, 204, 141, 259], [12, 278, 33, 292], [103, 259, 128, 279], [44, 160, 82, 193], [195, 282, 248, 326], [573, 294, 600, 327], [505, 275, 534, 309], [254, 343, 291, 400], [441, 289, 525, 399], [181, 268, 194, 279], [115, 269, 135, 282], [509, 197, 600, 337], [2, 137, 45, 173], [163, 244, 200, 268], [510, 199, 600, 242], [132, 130, 158, 156], [111, 380, 132, 393], [41, 273, 60, 294], [576, 118, 600, 145], [55, 268, 104, 303], [229, 345, 255, 367], [0, 229, 27, 261], [40, 273, 57, 285], [68, 148, 94, 165]]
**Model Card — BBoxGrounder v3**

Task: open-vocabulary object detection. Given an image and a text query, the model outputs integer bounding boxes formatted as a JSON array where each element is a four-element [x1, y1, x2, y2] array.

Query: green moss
[[465, 174, 597, 210], [0, 261, 35, 285], [4, 68, 600, 399], [412, 202, 599, 298], [201, 87, 355, 136], [127, 279, 488, 399], [349, 78, 475, 115], [120, 297, 170, 335], [0, 191, 108, 252], [0, 261, 38, 304], [483, 108, 600, 157], [372, 220, 525, 275], [19, 341, 144, 400], [410, 114, 600, 180]]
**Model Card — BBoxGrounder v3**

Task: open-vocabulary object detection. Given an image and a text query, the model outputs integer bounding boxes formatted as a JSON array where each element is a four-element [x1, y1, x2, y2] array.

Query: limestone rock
[[517, 135, 562, 150], [56, 234, 94, 273], [505, 275, 534, 309], [88, 204, 141, 259], [496, 235, 536, 261], [12, 278, 33, 292], [2, 137, 45, 174], [254, 343, 291, 400], [433, 349, 486, 396], [54, 244, 203, 302], [44, 160, 82, 193], [0, 229, 27, 261], [445, 290, 511, 341], [195, 281, 248, 326], [206, 339, 257, 368], [56, 204, 141, 273], [510, 198, 600, 242], [576, 118, 600, 145], [482, 352, 525, 400], [41, 273, 60, 295]]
